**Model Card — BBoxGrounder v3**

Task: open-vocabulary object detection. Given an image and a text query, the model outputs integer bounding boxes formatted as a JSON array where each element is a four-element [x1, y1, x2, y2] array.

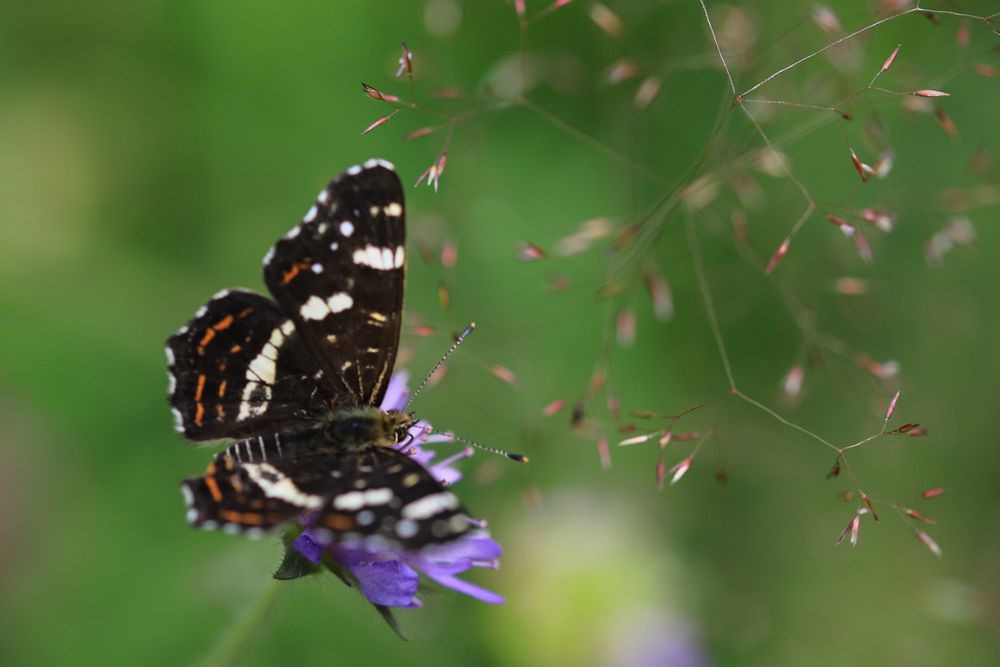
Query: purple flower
[[292, 371, 504, 608]]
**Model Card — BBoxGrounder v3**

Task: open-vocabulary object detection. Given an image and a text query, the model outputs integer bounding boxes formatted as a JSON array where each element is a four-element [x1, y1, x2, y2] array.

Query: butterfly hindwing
[[262, 160, 406, 409], [182, 430, 471, 550], [182, 450, 311, 536], [166, 289, 330, 440], [309, 446, 471, 551]]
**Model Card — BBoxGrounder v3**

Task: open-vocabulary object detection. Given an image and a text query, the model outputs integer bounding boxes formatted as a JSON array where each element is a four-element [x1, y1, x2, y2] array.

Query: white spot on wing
[[237, 381, 270, 421], [247, 353, 276, 385], [244, 463, 324, 509], [333, 487, 394, 511], [300, 295, 329, 321], [339, 221, 354, 237], [167, 372, 176, 394], [171, 407, 184, 431], [299, 293, 352, 320], [267, 326, 286, 348], [352, 244, 399, 271], [165, 346, 175, 365], [304, 205, 318, 222], [384, 202, 402, 218], [395, 519, 418, 538], [327, 292, 353, 313], [365, 158, 395, 171], [318, 189, 330, 204], [449, 514, 468, 532], [401, 492, 459, 520], [364, 487, 394, 505], [285, 226, 301, 239], [332, 491, 363, 511], [347, 165, 362, 176]]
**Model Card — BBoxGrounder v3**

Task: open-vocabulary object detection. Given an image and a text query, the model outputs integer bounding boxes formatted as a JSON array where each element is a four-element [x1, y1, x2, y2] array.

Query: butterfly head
[[385, 409, 419, 447]]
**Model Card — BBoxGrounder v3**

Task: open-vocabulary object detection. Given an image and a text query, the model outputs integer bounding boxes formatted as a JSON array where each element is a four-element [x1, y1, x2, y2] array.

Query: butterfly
[[166, 159, 472, 550]]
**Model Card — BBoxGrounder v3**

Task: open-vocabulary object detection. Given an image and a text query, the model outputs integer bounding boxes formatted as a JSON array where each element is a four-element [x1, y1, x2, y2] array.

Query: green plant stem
[[192, 580, 287, 667]]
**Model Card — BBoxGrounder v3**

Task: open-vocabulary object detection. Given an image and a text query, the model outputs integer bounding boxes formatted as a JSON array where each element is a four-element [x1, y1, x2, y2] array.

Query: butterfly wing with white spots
[[183, 429, 471, 549], [262, 160, 406, 409], [166, 290, 330, 440], [167, 161, 406, 438]]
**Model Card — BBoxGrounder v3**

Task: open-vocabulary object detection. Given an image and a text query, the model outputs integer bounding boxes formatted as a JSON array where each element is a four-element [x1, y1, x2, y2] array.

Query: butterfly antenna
[[404, 322, 476, 410], [430, 431, 529, 463]]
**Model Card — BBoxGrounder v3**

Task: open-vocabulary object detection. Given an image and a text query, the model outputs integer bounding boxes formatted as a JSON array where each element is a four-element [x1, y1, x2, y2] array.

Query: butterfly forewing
[[262, 160, 405, 408], [167, 289, 330, 440]]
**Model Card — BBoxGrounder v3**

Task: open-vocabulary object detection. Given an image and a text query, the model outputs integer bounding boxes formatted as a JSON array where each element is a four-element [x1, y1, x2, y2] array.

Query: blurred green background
[[1, 1, 998, 665]]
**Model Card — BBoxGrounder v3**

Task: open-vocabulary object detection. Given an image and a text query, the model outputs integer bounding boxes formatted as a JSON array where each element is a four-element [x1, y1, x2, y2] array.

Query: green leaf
[[373, 604, 408, 641], [272, 530, 321, 581]]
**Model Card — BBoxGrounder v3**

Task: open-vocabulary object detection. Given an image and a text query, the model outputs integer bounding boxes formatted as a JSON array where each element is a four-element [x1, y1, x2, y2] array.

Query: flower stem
[[192, 580, 287, 667]]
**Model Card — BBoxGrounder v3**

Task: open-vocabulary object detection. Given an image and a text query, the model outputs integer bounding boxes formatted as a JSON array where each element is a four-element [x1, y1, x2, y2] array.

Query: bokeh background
[[1, 1, 998, 665]]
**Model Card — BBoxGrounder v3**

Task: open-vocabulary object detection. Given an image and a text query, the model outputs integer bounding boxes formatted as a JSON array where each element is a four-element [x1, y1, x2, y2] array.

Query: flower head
[[291, 371, 504, 609]]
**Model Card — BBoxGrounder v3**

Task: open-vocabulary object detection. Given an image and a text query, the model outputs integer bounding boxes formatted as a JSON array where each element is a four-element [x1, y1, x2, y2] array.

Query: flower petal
[[420, 433, 458, 445], [421, 534, 503, 562], [430, 463, 464, 485], [292, 533, 326, 564], [349, 558, 421, 608], [421, 569, 505, 605], [408, 447, 435, 466], [380, 370, 410, 411]]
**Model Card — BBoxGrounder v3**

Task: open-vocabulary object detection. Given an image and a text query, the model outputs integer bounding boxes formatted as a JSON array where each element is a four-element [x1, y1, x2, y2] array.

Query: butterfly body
[[168, 160, 470, 549], [323, 406, 413, 450]]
